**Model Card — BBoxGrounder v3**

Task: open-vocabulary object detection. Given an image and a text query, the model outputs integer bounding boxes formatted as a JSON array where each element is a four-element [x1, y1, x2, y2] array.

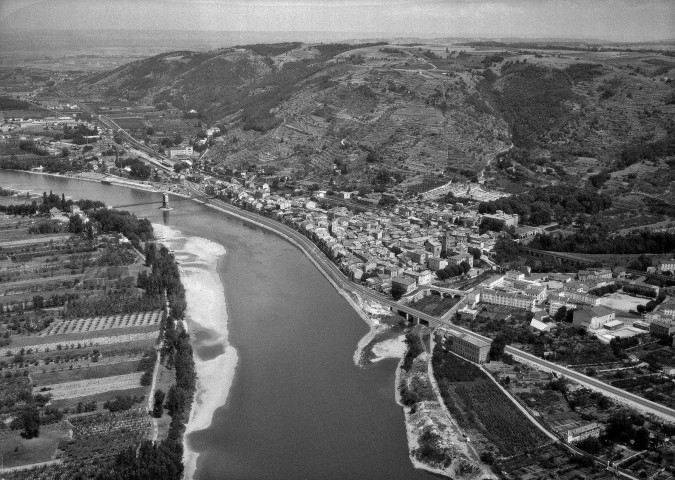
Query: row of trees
[[93, 238, 195, 479], [529, 228, 675, 255]]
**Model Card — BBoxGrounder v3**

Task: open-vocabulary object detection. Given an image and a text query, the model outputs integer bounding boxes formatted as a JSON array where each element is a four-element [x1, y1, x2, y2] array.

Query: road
[[185, 183, 675, 423]]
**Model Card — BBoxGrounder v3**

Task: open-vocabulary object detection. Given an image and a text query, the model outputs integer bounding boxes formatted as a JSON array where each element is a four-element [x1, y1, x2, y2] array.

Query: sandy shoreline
[[152, 223, 236, 480]]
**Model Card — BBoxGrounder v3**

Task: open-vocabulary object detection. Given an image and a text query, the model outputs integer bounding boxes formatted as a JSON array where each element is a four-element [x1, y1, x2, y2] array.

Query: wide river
[[1, 172, 432, 480]]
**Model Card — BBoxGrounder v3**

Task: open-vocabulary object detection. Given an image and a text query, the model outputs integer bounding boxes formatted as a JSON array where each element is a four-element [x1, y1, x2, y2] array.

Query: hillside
[[65, 41, 675, 198]]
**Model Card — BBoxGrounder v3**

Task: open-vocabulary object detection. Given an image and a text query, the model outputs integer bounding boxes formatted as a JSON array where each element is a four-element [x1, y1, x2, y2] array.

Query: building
[[427, 257, 447, 271], [578, 268, 612, 281], [480, 288, 536, 311], [457, 306, 478, 321], [567, 422, 601, 443], [424, 240, 442, 257], [650, 320, 675, 337], [572, 305, 615, 330], [530, 318, 552, 333], [656, 259, 675, 274], [523, 285, 547, 303], [407, 249, 427, 265], [167, 145, 194, 158], [448, 253, 473, 268], [448, 333, 490, 364], [404, 270, 432, 286], [480, 210, 519, 227], [659, 299, 675, 317], [391, 276, 417, 295], [603, 320, 624, 331]]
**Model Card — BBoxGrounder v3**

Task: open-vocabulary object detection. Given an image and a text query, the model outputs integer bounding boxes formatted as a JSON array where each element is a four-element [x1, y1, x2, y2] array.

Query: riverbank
[[395, 333, 497, 480], [152, 223, 236, 480]]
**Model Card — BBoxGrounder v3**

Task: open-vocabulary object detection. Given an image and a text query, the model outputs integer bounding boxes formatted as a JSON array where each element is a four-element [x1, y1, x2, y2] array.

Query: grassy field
[[0, 426, 69, 468]]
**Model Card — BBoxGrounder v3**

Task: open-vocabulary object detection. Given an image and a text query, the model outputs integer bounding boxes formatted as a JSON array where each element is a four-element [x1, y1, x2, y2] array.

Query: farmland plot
[[35, 372, 144, 400], [41, 310, 162, 336], [31, 360, 142, 387]]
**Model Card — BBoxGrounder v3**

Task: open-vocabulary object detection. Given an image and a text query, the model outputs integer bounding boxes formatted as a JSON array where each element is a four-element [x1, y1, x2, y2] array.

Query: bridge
[[182, 183, 675, 423]]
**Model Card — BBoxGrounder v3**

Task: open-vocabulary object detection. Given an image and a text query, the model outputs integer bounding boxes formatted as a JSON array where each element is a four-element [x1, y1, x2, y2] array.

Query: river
[[0, 172, 432, 480]]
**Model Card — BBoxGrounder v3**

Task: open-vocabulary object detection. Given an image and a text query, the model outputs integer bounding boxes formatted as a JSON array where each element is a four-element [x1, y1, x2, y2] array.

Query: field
[[432, 337, 549, 457], [31, 359, 142, 386], [40, 310, 162, 336], [0, 425, 69, 468], [597, 292, 646, 312], [36, 372, 145, 400], [0, 210, 164, 473]]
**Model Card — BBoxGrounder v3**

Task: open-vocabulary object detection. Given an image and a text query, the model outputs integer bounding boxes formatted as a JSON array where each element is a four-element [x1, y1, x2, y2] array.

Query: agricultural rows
[[0, 330, 159, 356], [40, 310, 162, 336]]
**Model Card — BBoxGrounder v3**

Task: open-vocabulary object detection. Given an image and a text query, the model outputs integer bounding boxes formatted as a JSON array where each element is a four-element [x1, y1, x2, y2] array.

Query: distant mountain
[[65, 41, 674, 198]]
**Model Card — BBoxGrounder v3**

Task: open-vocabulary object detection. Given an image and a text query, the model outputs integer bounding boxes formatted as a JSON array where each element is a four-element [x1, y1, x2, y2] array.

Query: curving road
[[185, 183, 675, 423]]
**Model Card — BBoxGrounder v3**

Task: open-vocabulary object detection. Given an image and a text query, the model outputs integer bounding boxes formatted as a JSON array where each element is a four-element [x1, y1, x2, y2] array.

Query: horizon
[[1, 0, 674, 43]]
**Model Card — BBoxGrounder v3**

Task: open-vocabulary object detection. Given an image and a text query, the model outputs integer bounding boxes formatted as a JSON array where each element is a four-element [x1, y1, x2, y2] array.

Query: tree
[[153, 389, 166, 418], [17, 403, 40, 438], [68, 214, 85, 234], [576, 436, 601, 454], [553, 306, 568, 323], [32, 295, 44, 309], [391, 283, 406, 300], [488, 334, 507, 361], [634, 427, 650, 450]]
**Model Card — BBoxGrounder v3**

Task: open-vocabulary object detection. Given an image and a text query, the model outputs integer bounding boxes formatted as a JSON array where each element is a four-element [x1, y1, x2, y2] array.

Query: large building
[[480, 210, 519, 227], [650, 320, 675, 337], [168, 145, 194, 158], [448, 333, 491, 364], [656, 259, 675, 274], [480, 288, 536, 311], [391, 276, 417, 295], [572, 305, 615, 330], [567, 422, 601, 443]]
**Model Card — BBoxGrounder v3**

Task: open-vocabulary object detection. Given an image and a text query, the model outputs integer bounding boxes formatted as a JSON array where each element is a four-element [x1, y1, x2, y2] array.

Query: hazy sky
[[1, 0, 673, 42]]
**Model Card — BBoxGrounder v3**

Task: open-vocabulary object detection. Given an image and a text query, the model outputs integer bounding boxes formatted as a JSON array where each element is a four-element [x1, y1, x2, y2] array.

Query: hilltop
[[58, 41, 675, 202]]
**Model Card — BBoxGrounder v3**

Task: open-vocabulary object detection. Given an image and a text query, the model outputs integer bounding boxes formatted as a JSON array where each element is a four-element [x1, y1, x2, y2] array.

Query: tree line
[[529, 228, 675, 255], [478, 185, 611, 226]]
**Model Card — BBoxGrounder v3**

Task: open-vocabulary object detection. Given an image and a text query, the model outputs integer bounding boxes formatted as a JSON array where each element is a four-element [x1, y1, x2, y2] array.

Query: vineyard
[[40, 310, 162, 336], [60, 409, 151, 462], [432, 341, 549, 457]]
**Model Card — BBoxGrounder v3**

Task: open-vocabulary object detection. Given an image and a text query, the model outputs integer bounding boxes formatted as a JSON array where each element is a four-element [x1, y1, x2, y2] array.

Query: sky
[[0, 0, 673, 42]]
